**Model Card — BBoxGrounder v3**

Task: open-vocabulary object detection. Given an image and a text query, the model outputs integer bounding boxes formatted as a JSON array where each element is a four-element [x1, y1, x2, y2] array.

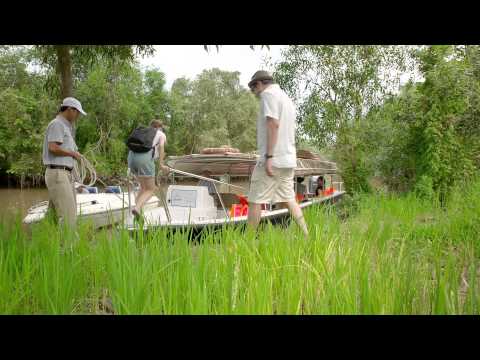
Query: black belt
[[47, 165, 73, 172]]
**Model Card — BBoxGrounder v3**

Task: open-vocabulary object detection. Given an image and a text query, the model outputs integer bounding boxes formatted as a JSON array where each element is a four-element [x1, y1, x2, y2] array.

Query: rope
[[28, 155, 136, 217], [72, 154, 97, 187], [73, 154, 134, 206], [167, 167, 247, 191]]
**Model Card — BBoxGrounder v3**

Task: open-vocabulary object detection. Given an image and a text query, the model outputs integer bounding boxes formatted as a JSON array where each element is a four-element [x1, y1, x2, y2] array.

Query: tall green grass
[[1, 179, 479, 314]]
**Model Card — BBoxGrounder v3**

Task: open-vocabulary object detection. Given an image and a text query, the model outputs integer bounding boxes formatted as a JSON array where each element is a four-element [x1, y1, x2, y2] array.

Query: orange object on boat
[[236, 195, 249, 206], [200, 146, 240, 154], [323, 187, 334, 196], [230, 204, 248, 217]]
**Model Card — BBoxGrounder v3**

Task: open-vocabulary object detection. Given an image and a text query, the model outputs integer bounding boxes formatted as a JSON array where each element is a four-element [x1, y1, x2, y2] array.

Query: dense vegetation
[[274, 45, 480, 201], [0, 46, 258, 187], [1, 45, 478, 203]]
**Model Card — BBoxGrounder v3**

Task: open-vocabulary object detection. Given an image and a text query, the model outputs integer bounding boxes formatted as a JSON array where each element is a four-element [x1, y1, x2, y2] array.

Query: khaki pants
[[45, 168, 77, 227], [248, 163, 296, 204]]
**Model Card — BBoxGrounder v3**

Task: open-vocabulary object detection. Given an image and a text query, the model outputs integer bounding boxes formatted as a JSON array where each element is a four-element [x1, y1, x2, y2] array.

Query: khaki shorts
[[45, 168, 77, 227], [248, 163, 295, 204]]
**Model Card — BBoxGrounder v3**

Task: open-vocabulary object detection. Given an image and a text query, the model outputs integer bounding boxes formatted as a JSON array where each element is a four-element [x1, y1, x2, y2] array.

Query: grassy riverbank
[[1, 180, 479, 314]]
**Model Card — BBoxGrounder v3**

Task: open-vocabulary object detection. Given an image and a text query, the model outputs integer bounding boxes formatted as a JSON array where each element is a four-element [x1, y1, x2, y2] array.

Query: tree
[[412, 45, 477, 203], [74, 59, 163, 177], [358, 45, 480, 199], [31, 45, 267, 100], [0, 47, 57, 186], [167, 69, 258, 155], [32, 45, 155, 99], [0, 46, 170, 184], [274, 46, 411, 146], [361, 82, 423, 192], [274, 45, 411, 193], [0, 46, 31, 90], [0, 45, 270, 186], [144, 68, 169, 120], [203, 45, 269, 52]]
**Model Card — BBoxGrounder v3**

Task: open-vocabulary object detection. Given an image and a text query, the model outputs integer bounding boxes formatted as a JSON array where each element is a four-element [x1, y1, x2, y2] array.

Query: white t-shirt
[[257, 84, 297, 168], [152, 129, 166, 160]]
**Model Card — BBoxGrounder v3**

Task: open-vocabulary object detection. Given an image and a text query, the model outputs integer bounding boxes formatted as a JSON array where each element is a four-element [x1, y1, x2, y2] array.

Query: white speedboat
[[124, 151, 346, 232], [23, 191, 160, 229]]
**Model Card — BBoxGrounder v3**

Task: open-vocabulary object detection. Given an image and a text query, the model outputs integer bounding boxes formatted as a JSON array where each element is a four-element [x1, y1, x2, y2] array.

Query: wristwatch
[[265, 154, 273, 159]]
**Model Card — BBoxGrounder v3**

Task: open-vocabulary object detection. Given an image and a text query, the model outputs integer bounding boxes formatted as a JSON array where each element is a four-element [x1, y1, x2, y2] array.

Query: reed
[[1, 179, 479, 314]]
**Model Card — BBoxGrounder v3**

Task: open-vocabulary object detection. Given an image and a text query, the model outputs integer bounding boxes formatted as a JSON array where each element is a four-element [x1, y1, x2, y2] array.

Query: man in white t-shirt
[[247, 70, 308, 238]]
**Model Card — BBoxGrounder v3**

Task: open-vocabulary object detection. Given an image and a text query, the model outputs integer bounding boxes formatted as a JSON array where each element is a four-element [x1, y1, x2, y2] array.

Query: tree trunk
[[56, 45, 73, 99]]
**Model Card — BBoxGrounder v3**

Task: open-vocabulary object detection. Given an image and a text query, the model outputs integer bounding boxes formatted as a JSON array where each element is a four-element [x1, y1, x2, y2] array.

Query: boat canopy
[[166, 152, 338, 177]]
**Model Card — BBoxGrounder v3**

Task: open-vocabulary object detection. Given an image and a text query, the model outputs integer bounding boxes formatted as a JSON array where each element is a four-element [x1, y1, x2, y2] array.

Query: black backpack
[[126, 126, 158, 153]]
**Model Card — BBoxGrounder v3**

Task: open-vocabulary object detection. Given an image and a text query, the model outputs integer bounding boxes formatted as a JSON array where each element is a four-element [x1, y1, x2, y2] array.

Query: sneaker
[[132, 208, 141, 220]]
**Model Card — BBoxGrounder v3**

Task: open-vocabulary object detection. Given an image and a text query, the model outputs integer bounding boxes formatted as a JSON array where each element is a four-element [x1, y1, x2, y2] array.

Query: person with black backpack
[[126, 119, 169, 219]]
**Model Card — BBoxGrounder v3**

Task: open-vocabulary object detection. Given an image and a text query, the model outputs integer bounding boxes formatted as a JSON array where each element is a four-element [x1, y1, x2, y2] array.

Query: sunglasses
[[249, 82, 258, 92]]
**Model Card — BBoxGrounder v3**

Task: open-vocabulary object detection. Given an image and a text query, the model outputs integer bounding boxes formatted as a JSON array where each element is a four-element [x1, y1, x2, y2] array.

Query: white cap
[[61, 97, 87, 116]]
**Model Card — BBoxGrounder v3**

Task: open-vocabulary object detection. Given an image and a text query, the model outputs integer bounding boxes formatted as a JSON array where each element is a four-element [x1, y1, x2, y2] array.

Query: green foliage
[[0, 47, 164, 183], [274, 44, 479, 197], [334, 126, 373, 195], [361, 83, 421, 192], [0, 63, 57, 186], [274, 45, 410, 194], [414, 46, 477, 203], [167, 68, 258, 155], [361, 46, 479, 200], [31, 45, 155, 98], [0, 47, 258, 185], [144, 68, 169, 120], [414, 175, 435, 200], [3, 43, 479, 197], [274, 45, 409, 147], [0, 46, 32, 90]]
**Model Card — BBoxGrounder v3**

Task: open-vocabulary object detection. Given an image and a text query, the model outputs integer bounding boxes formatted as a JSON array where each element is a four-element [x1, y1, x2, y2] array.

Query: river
[[0, 188, 49, 220]]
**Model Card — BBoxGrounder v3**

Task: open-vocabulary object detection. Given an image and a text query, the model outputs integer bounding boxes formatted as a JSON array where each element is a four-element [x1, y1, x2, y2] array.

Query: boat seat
[[105, 185, 121, 194]]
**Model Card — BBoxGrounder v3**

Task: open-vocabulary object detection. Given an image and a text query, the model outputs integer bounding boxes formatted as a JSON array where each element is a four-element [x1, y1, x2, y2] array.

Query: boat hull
[[125, 191, 345, 234], [23, 193, 160, 229]]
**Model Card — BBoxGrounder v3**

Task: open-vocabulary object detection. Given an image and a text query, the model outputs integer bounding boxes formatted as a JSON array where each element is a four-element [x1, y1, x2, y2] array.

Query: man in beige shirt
[[42, 97, 86, 227]]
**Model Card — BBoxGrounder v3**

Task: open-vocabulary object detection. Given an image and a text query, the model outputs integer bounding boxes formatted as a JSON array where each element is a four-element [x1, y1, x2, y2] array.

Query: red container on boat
[[229, 195, 249, 217], [323, 187, 334, 196], [230, 204, 248, 217]]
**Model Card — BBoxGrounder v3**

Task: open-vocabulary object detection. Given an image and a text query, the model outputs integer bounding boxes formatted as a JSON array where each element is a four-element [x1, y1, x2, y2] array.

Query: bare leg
[[134, 177, 156, 212], [134, 187, 144, 206], [132, 177, 143, 215], [286, 200, 309, 238], [247, 202, 262, 230]]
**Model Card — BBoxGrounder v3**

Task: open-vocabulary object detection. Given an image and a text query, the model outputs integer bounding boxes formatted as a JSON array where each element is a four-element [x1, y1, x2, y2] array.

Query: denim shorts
[[127, 150, 155, 177]]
